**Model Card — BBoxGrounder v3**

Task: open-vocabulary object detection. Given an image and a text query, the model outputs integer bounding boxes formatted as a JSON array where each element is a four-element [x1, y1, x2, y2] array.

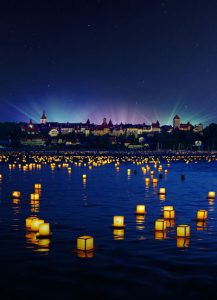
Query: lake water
[[0, 154, 217, 299]]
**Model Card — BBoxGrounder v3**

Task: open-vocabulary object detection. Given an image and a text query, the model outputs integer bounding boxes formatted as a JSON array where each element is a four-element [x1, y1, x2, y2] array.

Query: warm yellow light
[[39, 223, 50, 236], [196, 210, 208, 221], [176, 237, 190, 248], [152, 178, 158, 183], [136, 205, 146, 215], [31, 219, 44, 232], [159, 188, 166, 195], [145, 178, 150, 183], [176, 225, 190, 237], [208, 191, 215, 199], [164, 169, 168, 174], [12, 191, 21, 198], [82, 174, 87, 179], [77, 250, 94, 258], [155, 219, 167, 231], [113, 229, 125, 240], [25, 216, 38, 229], [34, 183, 41, 190], [30, 193, 40, 201], [127, 169, 131, 175], [164, 209, 175, 219], [155, 231, 166, 240], [77, 236, 94, 251], [112, 216, 125, 228], [150, 171, 154, 175]]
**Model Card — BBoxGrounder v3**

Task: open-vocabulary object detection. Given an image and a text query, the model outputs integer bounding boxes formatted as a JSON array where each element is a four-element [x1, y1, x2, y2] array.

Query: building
[[40, 111, 47, 124]]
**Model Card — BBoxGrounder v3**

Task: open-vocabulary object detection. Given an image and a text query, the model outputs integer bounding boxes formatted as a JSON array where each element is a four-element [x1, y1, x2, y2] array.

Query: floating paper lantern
[[176, 237, 190, 248], [208, 191, 215, 199], [163, 206, 174, 211], [31, 219, 44, 232], [196, 210, 208, 221], [155, 219, 167, 231], [12, 191, 20, 198], [145, 178, 150, 183], [152, 178, 158, 184], [25, 216, 38, 229], [127, 169, 131, 175], [77, 236, 94, 251], [112, 216, 125, 228], [176, 225, 190, 237], [150, 171, 154, 175], [38, 223, 50, 237], [0, 174, 2, 179], [164, 209, 175, 219], [82, 174, 87, 179], [30, 193, 40, 201], [159, 188, 166, 195], [164, 169, 168, 174], [136, 205, 146, 215], [34, 183, 41, 190]]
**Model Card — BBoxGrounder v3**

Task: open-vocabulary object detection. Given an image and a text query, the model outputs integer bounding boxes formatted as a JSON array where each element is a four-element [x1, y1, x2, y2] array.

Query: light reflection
[[113, 229, 125, 240]]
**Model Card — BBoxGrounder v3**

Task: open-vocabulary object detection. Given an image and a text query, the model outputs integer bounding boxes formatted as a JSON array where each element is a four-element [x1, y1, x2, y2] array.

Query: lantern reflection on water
[[176, 237, 190, 248], [155, 231, 166, 240], [113, 229, 125, 240], [77, 236, 94, 251], [176, 225, 190, 237]]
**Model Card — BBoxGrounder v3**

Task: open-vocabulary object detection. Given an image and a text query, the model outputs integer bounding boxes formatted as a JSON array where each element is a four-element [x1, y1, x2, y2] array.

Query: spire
[[40, 111, 47, 124]]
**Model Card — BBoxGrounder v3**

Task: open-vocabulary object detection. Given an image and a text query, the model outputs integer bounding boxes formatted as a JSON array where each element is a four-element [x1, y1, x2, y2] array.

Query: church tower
[[173, 115, 180, 129], [40, 111, 47, 124]]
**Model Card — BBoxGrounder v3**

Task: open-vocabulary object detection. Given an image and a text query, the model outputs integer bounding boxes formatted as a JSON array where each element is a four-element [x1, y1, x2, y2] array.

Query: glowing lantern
[[152, 178, 158, 184], [112, 216, 125, 228], [77, 236, 94, 251], [176, 225, 190, 237], [30, 193, 40, 201], [176, 237, 190, 248], [39, 223, 50, 237], [31, 219, 44, 232], [155, 219, 167, 231], [12, 191, 20, 198], [164, 169, 168, 174], [163, 206, 174, 211], [25, 216, 38, 229], [164, 209, 175, 219], [136, 205, 146, 215], [196, 210, 208, 221], [159, 188, 166, 195], [208, 191, 215, 199], [150, 171, 154, 175], [145, 178, 150, 184], [82, 174, 87, 179], [35, 183, 41, 190], [0, 174, 2, 179], [127, 169, 131, 175]]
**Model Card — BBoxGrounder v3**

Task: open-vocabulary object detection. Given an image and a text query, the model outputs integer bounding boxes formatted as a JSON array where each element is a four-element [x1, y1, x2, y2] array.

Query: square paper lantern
[[35, 184, 41, 190], [197, 210, 208, 221], [31, 219, 44, 232], [163, 206, 174, 211], [155, 219, 167, 231], [77, 236, 94, 251], [12, 191, 20, 198], [113, 216, 125, 228], [39, 223, 50, 236], [30, 193, 40, 201], [164, 210, 175, 219], [208, 191, 215, 199], [159, 188, 166, 195], [176, 225, 190, 237], [136, 205, 146, 215]]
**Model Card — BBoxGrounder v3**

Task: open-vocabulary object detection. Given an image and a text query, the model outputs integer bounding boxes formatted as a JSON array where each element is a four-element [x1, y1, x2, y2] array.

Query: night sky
[[1, 0, 217, 125]]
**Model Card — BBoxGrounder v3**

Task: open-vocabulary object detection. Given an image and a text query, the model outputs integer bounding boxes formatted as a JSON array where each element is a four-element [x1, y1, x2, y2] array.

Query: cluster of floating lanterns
[[2, 152, 216, 256]]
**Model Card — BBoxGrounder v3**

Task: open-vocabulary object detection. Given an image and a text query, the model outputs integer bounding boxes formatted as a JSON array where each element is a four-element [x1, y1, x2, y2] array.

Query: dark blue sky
[[1, 0, 217, 125]]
